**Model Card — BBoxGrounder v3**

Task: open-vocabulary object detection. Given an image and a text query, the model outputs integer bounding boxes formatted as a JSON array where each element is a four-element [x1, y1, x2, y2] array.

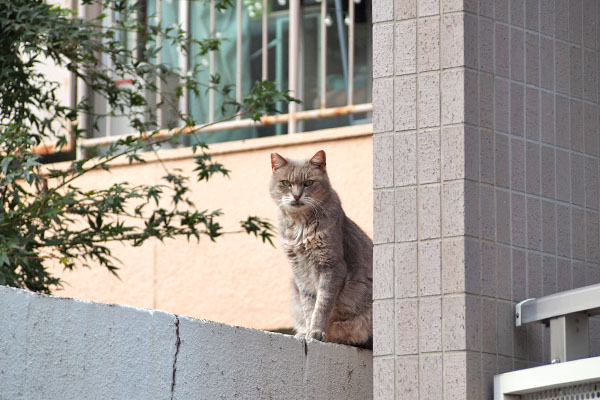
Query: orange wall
[[51, 125, 373, 330]]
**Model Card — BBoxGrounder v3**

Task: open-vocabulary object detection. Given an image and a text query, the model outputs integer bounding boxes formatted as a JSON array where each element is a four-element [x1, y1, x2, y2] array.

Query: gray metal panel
[[521, 381, 600, 400], [515, 283, 600, 326]]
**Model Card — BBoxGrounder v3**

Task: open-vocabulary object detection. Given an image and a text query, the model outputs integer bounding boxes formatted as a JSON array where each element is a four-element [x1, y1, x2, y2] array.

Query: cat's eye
[[281, 180, 291, 187], [304, 180, 314, 187]]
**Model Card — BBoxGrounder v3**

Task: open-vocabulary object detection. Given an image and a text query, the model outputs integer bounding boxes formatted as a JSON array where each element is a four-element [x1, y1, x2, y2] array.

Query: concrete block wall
[[467, 0, 600, 393], [373, 0, 600, 398], [0, 286, 372, 400]]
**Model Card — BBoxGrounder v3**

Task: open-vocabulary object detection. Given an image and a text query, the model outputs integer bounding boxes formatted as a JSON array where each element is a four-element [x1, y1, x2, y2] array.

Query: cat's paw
[[306, 329, 326, 342], [294, 331, 307, 339]]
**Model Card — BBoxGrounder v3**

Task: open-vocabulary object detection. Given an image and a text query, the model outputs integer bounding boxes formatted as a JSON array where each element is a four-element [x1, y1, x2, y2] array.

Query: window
[[89, 0, 372, 146]]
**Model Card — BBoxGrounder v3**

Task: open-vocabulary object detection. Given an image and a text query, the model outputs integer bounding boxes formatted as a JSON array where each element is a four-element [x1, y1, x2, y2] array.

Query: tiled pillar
[[372, 1, 600, 399]]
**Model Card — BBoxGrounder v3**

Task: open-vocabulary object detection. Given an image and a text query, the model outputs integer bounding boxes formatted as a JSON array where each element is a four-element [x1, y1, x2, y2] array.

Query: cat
[[269, 150, 373, 349]]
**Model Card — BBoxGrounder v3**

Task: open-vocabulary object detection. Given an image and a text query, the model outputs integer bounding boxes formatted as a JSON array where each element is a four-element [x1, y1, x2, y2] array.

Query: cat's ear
[[271, 153, 287, 171], [309, 150, 326, 170]]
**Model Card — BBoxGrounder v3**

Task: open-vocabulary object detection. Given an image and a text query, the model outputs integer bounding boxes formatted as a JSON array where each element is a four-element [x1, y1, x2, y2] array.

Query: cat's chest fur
[[281, 219, 326, 294]]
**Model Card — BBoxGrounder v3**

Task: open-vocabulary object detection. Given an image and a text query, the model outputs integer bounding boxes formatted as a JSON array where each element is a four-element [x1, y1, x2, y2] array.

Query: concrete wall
[[0, 285, 373, 399], [372, 0, 600, 398], [49, 125, 373, 331]]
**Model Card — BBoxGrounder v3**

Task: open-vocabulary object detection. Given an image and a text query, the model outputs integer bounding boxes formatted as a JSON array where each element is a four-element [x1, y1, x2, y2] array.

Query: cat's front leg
[[299, 289, 317, 331], [307, 270, 344, 341]]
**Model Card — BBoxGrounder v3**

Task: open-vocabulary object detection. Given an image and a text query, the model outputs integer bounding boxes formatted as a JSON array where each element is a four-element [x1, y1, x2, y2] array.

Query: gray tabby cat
[[269, 150, 373, 349]]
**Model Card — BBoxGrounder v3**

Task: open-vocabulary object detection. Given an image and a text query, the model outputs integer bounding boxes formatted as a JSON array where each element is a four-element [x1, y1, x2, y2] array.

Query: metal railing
[[494, 357, 600, 400], [516, 282, 600, 363], [494, 283, 600, 399], [46, 0, 371, 158]]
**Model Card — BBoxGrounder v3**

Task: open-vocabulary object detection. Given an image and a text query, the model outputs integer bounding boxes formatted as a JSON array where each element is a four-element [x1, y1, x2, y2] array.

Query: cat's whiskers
[[304, 197, 325, 218]]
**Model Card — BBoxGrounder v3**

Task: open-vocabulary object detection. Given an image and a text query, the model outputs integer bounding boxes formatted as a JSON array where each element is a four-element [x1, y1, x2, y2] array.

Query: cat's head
[[269, 150, 332, 213]]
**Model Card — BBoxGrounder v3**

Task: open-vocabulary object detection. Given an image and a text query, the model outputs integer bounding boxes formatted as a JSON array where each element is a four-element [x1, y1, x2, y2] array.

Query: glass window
[[91, 0, 372, 144]]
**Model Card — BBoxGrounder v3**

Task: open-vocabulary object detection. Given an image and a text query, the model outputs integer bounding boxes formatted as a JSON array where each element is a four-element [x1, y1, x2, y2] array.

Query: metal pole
[[77, 103, 373, 148], [549, 313, 590, 363], [288, 0, 300, 134], [209, 0, 216, 123], [347, 0, 354, 106], [178, 0, 190, 120], [333, 0, 348, 88], [69, 0, 79, 154], [156, 0, 163, 128], [236, 0, 243, 120], [320, 0, 327, 109], [106, 7, 114, 137], [262, 0, 268, 80]]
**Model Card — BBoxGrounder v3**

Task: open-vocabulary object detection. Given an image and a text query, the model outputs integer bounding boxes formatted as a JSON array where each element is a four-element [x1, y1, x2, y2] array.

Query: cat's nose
[[293, 194, 301, 201]]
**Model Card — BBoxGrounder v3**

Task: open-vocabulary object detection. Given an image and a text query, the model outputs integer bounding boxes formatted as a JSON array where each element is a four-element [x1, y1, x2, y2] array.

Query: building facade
[[372, 0, 600, 398], [45, 0, 374, 332]]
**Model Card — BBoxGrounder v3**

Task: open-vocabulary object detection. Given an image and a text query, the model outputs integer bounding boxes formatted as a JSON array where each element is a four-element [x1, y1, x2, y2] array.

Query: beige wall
[[51, 125, 373, 330]]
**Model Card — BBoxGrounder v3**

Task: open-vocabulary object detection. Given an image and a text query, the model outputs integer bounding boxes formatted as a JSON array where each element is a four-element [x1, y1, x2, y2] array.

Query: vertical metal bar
[[209, 0, 216, 123], [333, 0, 348, 93], [106, 7, 114, 137], [262, 0, 268, 80], [69, 0, 79, 152], [296, 6, 304, 132], [178, 0, 189, 120], [320, 0, 327, 109], [275, 19, 284, 135], [236, 0, 243, 120], [156, 0, 163, 128], [288, 0, 300, 134], [550, 313, 590, 363], [347, 0, 354, 106]]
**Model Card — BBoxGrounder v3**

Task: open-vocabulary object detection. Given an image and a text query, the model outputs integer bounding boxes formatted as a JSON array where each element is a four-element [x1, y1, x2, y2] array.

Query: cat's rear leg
[[291, 280, 307, 338], [326, 315, 372, 348]]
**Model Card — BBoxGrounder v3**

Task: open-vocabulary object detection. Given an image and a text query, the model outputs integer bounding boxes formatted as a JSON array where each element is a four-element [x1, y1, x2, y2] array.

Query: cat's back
[[341, 214, 373, 277]]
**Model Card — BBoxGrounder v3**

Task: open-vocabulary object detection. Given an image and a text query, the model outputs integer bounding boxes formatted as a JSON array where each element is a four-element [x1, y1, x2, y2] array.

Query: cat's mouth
[[291, 200, 304, 207]]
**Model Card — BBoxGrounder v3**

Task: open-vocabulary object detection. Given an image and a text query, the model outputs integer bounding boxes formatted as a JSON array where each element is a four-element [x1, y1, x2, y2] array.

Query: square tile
[[542, 200, 556, 254], [556, 205, 572, 258], [374, 135, 394, 189], [419, 130, 441, 184], [495, 133, 509, 188], [571, 100, 584, 153], [395, 21, 417, 75], [511, 137, 525, 192], [526, 33, 539, 86], [419, 297, 442, 352], [510, 82, 524, 136], [419, 185, 441, 240], [528, 252, 542, 298], [374, 244, 395, 299], [396, 299, 418, 355], [395, 187, 418, 242], [373, 24, 394, 78], [374, 189, 395, 244], [420, 354, 443, 399], [373, 300, 395, 355], [374, 78, 394, 133], [495, 23, 510, 78], [395, 132, 417, 187], [395, 76, 417, 132], [419, 241, 441, 296], [525, 86, 540, 140], [396, 243, 418, 298], [418, 17, 441, 72], [442, 69, 465, 125], [510, 28, 525, 82], [527, 197, 542, 251], [374, 357, 394, 400], [395, 356, 418, 400], [418, 74, 441, 129]]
